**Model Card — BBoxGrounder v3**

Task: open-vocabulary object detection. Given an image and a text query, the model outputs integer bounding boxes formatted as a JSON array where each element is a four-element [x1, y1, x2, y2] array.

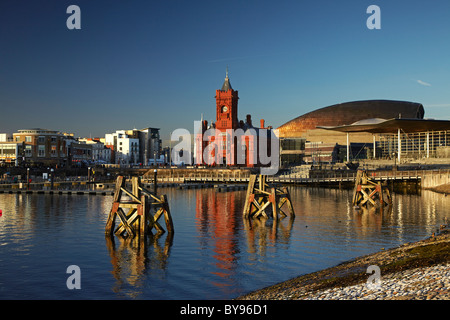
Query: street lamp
[[50, 168, 54, 190], [154, 169, 157, 194]]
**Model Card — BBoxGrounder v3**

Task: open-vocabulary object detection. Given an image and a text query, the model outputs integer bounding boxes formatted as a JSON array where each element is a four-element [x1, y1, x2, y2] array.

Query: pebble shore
[[301, 263, 450, 300], [237, 231, 450, 301]]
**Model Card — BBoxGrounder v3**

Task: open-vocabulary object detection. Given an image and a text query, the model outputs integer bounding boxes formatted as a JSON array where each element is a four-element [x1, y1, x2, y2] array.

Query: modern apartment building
[[105, 130, 140, 165], [105, 128, 161, 165], [136, 127, 161, 165]]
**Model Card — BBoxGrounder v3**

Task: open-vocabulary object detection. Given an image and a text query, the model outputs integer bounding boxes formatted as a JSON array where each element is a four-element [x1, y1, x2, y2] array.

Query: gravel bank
[[302, 262, 450, 300], [236, 230, 450, 300]]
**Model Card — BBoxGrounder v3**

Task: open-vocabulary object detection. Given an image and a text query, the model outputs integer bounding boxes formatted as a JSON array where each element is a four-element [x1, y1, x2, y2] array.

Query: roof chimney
[[260, 119, 265, 128], [246, 114, 252, 127]]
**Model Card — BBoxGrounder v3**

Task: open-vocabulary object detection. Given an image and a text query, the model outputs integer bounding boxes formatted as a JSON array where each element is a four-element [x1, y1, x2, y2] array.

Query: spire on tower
[[221, 66, 232, 91]]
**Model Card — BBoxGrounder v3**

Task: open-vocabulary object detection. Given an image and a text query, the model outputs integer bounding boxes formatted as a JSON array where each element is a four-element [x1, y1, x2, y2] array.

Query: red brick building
[[13, 129, 68, 166], [195, 70, 274, 168]]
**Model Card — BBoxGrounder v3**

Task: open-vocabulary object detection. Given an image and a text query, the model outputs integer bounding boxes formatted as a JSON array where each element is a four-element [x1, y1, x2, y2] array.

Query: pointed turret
[[220, 66, 232, 91]]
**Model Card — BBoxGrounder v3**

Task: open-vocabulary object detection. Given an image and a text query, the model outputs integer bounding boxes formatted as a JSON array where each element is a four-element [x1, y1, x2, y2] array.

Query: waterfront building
[[105, 128, 161, 165], [134, 128, 161, 165], [12, 129, 68, 166], [78, 138, 112, 164], [303, 142, 338, 164], [68, 143, 93, 165], [276, 100, 450, 163], [278, 100, 424, 141], [0, 133, 12, 142], [279, 138, 306, 167], [105, 130, 140, 165], [0, 142, 23, 166], [62, 135, 91, 165], [319, 117, 450, 163], [194, 69, 274, 167], [0, 134, 18, 165]]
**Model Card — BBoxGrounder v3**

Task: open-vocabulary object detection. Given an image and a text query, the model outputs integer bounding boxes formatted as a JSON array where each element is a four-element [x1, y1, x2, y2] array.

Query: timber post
[[352, 170, 392, 209], [243, 174, 295, 220], [105, 175, 174, 239]]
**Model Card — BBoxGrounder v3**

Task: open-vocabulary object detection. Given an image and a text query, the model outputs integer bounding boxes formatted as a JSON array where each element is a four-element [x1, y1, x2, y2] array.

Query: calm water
[[0, 186, 448, 300]]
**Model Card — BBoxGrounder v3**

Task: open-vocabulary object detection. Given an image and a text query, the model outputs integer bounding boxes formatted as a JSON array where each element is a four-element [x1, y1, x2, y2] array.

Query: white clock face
[[222, 106, 228, 112]]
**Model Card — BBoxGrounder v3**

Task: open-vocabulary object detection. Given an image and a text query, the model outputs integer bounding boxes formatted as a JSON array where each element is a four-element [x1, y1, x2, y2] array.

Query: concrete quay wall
[[422, 171, 450, 189]]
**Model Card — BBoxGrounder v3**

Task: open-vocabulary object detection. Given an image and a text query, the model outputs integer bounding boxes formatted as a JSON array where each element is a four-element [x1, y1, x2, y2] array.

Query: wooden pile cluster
[[352, 170, 392, 209], [243, 174, 295, 219], [105, 176, 173, 238]]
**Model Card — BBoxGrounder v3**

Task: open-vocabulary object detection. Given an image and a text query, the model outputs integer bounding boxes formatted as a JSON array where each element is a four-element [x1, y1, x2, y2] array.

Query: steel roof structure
[[317, 118, 450, 133]]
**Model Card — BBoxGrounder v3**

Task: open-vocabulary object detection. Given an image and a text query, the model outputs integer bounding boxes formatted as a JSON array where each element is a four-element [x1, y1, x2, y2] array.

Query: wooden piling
[[105, 175, 174, 239], [352, 170, 392, 209], [243, 174, 295, 220]]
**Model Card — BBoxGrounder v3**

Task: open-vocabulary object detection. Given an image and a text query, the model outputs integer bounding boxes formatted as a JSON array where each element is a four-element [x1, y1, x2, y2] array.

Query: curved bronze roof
[[278, 100, 424, 138]]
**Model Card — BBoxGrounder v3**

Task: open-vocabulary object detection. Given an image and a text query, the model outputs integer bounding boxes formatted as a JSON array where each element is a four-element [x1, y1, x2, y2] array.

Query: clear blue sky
[[1, 0, 449, 145]]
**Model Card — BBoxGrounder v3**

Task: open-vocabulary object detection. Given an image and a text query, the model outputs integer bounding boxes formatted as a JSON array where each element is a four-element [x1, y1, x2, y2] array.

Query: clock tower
[[215, 68, 239, 130], [195, 68, 271, 168]]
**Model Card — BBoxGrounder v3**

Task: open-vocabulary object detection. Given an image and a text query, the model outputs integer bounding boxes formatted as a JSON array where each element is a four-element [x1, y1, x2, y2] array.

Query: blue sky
[[1, 0, 449, 145]]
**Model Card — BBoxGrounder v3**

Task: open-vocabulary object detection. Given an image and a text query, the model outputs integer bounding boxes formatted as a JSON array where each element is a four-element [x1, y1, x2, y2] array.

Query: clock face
[[222, 106, 228, 112]]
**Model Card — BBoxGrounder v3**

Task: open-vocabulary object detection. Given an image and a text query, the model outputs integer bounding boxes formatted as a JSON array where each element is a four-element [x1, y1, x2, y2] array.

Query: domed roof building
[[277, 100, 427, 164], [278, 100, 424, 138]]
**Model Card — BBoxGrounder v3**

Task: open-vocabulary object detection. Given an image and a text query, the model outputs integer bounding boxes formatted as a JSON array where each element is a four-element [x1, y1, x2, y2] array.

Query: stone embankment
[[237, 230, 450, 300]]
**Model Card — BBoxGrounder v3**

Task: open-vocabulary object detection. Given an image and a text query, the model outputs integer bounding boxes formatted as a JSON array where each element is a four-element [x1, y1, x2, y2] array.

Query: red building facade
[[195, 70, 274, 168]]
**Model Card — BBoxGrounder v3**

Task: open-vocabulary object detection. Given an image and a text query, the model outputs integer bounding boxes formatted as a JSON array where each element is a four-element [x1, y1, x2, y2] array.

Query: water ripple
[[0, 188, 448, 299]]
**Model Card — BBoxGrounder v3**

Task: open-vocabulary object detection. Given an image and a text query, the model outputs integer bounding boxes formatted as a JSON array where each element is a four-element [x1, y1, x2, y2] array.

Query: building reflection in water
[[195, 189, 240, 283], [195, 189, 295, 286]]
